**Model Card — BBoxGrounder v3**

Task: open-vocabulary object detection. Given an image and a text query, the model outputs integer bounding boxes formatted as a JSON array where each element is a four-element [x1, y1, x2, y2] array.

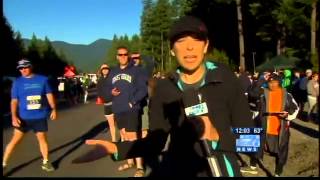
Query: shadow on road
[[51, 121, 107, 169], [290, 121, 319, 139], [256, 159, 273, 177], [3, 121, 107, 177]]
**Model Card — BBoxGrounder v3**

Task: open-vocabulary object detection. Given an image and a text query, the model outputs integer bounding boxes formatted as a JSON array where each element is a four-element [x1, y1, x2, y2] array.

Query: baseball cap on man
[[169, 16, 208, 47], [17, 59, 32, 69]]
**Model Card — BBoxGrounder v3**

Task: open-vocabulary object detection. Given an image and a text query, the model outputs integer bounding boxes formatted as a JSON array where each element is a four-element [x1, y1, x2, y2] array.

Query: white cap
[[306, 69, 312, 74]]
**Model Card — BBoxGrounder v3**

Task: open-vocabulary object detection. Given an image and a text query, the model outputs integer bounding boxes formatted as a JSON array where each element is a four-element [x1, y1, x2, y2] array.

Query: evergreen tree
[[130, 34, 141, 53], [140, 0, 155, 56], [120, 34, 131, 48], [249, 0, 310, 57], [42, 37, 62, 77], [179, 0, 197, 16], [206, 48, 235, 69], [106, 35, 120, 67], [58, 49, 69, 63], [1, 15, 20, 76], [57, 49, 69, 76], [151, 0, 173, 72], [26, 34, 42, 74], [14, 31, 26, 60]]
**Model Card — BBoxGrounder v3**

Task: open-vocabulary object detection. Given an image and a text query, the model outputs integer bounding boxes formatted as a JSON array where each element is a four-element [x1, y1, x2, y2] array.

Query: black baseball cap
[[169, 16, 208, 47], [268, 73, 282, 82]]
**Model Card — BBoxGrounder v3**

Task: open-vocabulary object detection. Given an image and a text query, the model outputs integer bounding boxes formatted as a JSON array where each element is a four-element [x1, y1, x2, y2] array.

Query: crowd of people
[[235, 68, 318, 124], [2, 16, 318, 177], [56, 74, 94, 105], [235, 66, 318, 177]]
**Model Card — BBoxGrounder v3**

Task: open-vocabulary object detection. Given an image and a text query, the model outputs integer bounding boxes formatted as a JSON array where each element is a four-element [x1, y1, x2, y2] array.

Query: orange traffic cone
[[96, 96, 104, 105]]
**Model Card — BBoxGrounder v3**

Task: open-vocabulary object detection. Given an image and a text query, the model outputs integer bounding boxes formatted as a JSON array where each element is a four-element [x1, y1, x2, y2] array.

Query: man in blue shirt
[[2, 59, 57, 172]]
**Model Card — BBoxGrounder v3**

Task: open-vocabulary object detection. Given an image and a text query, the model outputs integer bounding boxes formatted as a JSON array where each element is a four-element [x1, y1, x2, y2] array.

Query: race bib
[[185, 102, 208, 117], [26, 95, 42, 110]]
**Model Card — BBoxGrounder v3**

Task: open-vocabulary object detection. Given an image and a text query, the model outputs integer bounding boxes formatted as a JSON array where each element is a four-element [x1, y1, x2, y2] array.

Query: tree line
[[2, 15, 70, 78], [2, 0, 318, 77], [105, 0, 318, 73]]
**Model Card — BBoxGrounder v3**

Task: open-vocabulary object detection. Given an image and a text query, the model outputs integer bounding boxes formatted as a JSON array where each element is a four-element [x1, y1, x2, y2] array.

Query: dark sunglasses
[[101, 67, 109, 70], [18, 67, 30, 70], [117, 53, 128, 56]]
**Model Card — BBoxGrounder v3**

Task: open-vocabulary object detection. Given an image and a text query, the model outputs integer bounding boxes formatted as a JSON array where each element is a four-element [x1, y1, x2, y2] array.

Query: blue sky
[[4, 0, 143, 45]]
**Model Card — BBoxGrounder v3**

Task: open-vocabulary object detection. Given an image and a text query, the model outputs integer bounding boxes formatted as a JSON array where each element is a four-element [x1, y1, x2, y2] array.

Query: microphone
[[181, 88, 222, 177]]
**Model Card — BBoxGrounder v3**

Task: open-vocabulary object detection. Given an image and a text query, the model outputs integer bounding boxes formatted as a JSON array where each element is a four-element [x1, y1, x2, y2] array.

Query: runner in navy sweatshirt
[[109, 51, 148, 114], [107, 46, 148, 176]]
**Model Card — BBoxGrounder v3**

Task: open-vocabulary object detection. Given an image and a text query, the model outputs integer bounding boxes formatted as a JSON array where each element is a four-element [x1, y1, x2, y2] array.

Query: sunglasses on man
[[117, 53, 128, 57]]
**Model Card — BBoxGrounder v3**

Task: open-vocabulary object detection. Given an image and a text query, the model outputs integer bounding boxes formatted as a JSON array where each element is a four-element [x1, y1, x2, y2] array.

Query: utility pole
[[236, 0, 245, 71], [252, 52, 256, 73], [161, 31, 164, 72]]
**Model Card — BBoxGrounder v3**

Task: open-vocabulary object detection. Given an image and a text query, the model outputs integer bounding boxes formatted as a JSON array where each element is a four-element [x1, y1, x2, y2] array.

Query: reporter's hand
[[199, 116, 220, 141], [12, 116, 21, 127], [71, 139, 118, 164], [85, 139, 118, 154]]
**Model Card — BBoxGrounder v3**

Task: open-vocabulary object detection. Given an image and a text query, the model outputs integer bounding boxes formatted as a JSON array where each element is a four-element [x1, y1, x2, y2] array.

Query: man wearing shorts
[[108, 46, 148, 177], [2, 59, 57, 172]]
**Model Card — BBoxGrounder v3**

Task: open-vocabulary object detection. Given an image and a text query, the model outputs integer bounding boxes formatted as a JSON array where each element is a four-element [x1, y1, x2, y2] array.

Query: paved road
[[238, 118, 319, 177], [3, 100, 149, 177], [3, 96, 318, 177]]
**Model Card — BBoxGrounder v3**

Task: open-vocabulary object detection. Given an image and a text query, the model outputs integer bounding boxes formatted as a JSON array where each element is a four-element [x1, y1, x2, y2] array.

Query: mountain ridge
[[23, 38, 112, 73]]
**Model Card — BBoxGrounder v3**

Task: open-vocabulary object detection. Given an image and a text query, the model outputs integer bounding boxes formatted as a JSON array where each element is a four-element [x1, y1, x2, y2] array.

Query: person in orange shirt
[[248, 73, 299, 177]]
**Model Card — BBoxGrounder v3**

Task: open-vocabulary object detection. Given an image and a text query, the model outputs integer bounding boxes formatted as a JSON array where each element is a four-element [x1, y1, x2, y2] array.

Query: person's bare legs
[[117, 129, 135, 171], [124, 130, 135, 166], [35, 132, 49, 161], [84, 90, 88, 103], [105, 114, 117, 142], [3, 129, 25, 166], [120, 128, 125, 142], [126, 131, 144, 176], [36, 131, 55, 171]]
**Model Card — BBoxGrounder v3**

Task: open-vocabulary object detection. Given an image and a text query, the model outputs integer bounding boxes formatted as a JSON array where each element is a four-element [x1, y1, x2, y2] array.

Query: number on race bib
[[26, 95, 42, 110]]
